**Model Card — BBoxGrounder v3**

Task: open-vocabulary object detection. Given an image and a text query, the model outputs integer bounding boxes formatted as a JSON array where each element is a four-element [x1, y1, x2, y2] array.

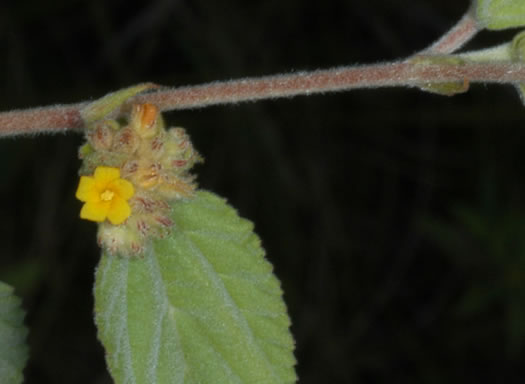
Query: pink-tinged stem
[[1, 59, 525, 136], [136, 60, 525, 111], [0, 104, 86, 137], [424, 10, 480, 54]]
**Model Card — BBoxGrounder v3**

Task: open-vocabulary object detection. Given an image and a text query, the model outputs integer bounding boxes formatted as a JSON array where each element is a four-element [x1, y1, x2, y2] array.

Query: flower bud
[[134, 162, 162, 189], [97, 223, 142, 256], [130, 103, 159, 139], [87, 121, 116, 151], [113, 127, 140, 154]]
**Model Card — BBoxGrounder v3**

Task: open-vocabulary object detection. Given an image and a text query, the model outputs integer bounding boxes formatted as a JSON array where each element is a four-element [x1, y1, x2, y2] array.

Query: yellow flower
[[76, 166, 135, 225]]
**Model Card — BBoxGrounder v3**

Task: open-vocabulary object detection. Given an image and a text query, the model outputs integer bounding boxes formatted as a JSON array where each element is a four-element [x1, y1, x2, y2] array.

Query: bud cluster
[[79, 103, 202, 256]]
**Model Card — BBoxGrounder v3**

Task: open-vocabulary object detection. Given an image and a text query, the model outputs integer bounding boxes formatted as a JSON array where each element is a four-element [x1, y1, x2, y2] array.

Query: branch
[[0, 103, 86, 137], [135, 60, 525, 111], [423, 9, 480, 54], [0, 6, 489, 138], [2, 59, 525, 137]]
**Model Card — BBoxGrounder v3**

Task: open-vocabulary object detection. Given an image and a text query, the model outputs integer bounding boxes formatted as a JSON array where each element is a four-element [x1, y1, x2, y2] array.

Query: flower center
[[100, 189, 115, 201]]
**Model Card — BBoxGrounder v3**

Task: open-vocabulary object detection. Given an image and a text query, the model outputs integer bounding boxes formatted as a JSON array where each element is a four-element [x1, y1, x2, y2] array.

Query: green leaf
[[80, 83, 158, 124], [476, 0, 525, 30], [0, 281, 29, 384], [94, 191, 296, 384]]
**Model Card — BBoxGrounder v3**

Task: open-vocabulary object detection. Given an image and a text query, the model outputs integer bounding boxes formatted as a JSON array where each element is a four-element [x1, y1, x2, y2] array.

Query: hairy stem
[[2, 59, 525, 137], [135, 60, 525, 111], [0, 104, 86, 137], [423, 8, 480, 54]]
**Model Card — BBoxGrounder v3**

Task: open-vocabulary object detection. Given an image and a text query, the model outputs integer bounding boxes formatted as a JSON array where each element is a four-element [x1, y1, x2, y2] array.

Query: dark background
[[1, 0, 525, 383]]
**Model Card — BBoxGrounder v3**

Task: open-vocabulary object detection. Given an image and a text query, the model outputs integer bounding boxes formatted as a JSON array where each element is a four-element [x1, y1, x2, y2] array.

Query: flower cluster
[[77, 102, 202, 256]]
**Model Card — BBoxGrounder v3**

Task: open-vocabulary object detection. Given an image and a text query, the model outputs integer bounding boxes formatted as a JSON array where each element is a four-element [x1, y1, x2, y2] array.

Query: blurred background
[[1, 0, 525, 382]]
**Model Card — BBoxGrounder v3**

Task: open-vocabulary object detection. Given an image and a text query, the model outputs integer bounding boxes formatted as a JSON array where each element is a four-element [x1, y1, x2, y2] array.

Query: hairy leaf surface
[[0, 281, 28, 384], [476, 0, 525, 30], [95, 190, 296, 384]]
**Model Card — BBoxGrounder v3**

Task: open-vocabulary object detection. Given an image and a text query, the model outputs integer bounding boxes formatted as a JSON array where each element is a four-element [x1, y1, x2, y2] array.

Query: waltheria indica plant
[[2, 1, 525, 383]]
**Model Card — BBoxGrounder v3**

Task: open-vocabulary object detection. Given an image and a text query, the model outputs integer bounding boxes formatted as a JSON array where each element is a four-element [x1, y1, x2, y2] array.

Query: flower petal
[[108, 178, 135, 200], [107, 198, 131, 225], [80, 201, 109, 222], [76, 176, 98, 202], [94, 166, 121, 187]]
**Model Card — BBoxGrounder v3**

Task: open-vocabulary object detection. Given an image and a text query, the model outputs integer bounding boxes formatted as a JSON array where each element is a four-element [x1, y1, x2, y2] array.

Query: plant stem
[[0, 104, 86, 137], [136, 60, 524, 111], [423, 9, 480, 54], [2, 59, 525, 137]]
